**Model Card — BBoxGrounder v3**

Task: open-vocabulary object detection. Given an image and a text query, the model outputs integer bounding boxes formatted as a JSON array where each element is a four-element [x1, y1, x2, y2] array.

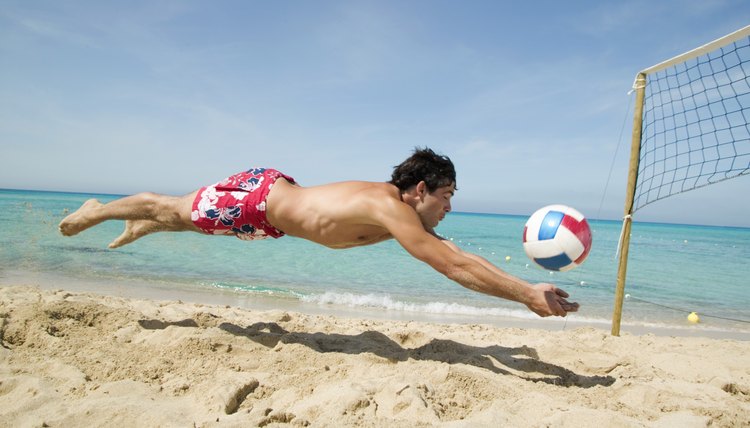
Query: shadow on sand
[[212, 321, 616, 388]]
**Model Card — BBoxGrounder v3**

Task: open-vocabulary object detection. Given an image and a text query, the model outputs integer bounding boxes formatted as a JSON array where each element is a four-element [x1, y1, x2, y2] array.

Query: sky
[[1, 0, 749, 227]]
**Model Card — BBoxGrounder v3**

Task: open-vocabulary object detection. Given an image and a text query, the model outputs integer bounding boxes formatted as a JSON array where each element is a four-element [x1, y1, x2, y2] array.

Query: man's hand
[[526, 283, 579, 317]]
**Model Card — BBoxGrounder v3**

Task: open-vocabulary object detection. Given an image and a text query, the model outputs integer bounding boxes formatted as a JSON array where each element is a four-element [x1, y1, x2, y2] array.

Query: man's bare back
[[267, 179, 409, 249]]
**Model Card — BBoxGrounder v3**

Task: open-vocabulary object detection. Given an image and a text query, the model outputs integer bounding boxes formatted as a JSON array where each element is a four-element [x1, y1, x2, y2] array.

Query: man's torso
[[267, 180, 402, 248]]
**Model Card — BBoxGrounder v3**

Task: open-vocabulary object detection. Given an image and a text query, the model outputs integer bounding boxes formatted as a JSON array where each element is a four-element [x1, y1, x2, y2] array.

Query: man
[[59, 148, 579, 317]]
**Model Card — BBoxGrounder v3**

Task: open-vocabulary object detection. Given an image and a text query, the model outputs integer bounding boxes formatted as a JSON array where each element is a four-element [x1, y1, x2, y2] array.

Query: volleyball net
[[612, 26, 750, 336], [634, 28, 750, 211]]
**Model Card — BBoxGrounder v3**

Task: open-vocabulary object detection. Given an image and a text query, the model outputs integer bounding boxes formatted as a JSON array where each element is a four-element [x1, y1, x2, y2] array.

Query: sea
[[2, 188, 749, 338]]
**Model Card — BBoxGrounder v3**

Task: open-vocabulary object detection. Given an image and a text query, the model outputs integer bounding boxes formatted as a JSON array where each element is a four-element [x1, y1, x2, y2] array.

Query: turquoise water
[[1, 189, 749, 334]]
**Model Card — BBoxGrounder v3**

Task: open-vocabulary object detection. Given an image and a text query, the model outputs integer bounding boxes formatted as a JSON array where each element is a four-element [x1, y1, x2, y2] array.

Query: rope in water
[[624, 294, 750, 324]]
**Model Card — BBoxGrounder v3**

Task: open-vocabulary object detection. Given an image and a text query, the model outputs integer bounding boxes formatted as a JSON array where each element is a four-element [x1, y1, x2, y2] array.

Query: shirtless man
[[59, 148, 579, 318]]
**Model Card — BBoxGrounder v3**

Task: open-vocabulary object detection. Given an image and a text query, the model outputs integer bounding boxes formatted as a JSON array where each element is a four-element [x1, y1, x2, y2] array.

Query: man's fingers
[[538, 285, 579, 317]]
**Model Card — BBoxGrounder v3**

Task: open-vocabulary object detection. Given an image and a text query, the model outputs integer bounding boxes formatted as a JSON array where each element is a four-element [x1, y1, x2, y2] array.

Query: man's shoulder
[[359, 182, 403, 204], [355, 183, 419, 224], [308, 181, 403, 215], [327, 181, 400, 199]]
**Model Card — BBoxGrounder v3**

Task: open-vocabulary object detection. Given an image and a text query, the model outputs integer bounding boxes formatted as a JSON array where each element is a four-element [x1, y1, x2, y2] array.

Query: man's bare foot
[[58, 199, 104, 236], [108, 219, 161, 248], [108, 220, 139, 248]]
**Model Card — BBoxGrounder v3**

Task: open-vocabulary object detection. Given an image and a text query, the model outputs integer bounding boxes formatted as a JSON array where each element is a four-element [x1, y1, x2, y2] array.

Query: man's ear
[[415, 181, 427, 197]]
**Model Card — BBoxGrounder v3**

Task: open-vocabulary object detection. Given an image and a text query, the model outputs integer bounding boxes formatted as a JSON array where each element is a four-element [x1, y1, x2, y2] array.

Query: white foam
[[301, 291, 538, 319]]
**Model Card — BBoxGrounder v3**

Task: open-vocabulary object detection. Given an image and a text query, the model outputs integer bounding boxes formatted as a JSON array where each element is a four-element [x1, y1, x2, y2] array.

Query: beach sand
[[1, 285, 748, 427]]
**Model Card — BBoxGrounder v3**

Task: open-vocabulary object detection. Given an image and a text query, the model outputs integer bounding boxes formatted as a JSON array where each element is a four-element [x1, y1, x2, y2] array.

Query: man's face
[[416, 182, 455, 228]]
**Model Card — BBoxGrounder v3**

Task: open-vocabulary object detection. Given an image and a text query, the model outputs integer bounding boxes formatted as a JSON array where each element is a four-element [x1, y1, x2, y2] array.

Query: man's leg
[[59, 191, 200, 248]]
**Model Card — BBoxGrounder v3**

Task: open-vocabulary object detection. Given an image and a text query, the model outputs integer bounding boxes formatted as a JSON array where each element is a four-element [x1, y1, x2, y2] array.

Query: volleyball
[[522, 204, 592, 272]]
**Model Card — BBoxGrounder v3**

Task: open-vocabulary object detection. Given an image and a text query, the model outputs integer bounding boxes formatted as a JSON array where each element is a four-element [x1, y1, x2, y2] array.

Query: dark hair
[[389, 147, 456, 192]]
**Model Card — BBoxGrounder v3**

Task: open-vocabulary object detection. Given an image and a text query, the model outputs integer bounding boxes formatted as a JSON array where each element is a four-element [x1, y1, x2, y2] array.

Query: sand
[[1, 285, 748, 427]]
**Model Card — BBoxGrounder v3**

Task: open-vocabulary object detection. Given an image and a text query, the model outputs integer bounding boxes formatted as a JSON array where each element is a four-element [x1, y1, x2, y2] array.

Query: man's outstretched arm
[[377, 201, 578, 317], [439, 238, 579, 314]]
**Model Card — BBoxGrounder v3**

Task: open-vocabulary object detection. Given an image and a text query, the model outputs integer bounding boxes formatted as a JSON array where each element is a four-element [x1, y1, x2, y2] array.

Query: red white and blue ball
[[522, 204, 592, 272]]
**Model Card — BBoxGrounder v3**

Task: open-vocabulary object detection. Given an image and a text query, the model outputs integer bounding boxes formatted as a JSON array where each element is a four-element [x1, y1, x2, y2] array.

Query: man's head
[[390, 148, 457, 228], [389, 147, 456, 192]]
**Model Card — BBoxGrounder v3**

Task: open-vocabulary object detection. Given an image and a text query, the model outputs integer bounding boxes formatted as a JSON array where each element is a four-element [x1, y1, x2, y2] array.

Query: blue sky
[[1, 0, 749, 226]]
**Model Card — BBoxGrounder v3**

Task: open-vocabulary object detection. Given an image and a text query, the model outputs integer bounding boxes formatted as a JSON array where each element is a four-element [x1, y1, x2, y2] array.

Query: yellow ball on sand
[[687, 312, 700, 324]]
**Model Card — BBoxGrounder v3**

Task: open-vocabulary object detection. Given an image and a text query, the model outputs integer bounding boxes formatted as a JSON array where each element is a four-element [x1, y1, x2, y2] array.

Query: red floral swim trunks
[[191, 168, 296, 240]]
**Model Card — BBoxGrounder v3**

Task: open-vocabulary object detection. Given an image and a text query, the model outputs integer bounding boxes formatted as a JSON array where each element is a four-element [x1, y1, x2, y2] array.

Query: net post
[[612, 73, 647, 337]]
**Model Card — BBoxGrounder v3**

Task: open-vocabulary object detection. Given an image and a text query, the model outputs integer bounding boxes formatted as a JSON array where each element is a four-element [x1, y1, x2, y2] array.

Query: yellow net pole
[[611, 73, 647, 336]]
